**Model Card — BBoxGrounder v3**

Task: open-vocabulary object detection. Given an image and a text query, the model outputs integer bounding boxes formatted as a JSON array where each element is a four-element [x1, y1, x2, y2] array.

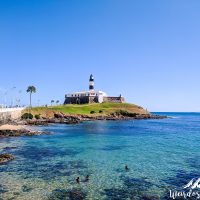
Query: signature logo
[[169, 178, 200, 199], [183, 178, 200, 189]]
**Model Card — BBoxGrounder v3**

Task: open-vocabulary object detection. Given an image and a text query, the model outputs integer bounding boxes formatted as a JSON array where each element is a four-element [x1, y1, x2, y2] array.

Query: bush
[[99, 110, 103, 113], [21, 113, 33, 120], [35, 114, 40, 119], [119, 110, 129, 116], [90, 111, 95, 114], [115, 110, 137, 117], [127, 112, 137, 117]]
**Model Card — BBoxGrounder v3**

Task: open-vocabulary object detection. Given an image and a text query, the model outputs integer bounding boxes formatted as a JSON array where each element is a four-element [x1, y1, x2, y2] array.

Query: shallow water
[[1, 113, 200, 199]]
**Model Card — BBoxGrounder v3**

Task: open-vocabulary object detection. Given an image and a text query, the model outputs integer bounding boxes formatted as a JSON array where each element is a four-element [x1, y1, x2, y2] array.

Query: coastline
[[22, 113, 167, 126], [0, 113, 167, 137], [0, 114, 166, 139], [21, 102, 167, 124]]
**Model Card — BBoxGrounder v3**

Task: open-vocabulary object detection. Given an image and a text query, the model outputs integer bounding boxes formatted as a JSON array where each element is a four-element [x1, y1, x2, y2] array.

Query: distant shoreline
[[0, 102, 168, 138]]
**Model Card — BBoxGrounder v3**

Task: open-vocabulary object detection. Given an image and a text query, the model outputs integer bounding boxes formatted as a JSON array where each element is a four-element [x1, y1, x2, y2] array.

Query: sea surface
[[1, 112, 200, 200]]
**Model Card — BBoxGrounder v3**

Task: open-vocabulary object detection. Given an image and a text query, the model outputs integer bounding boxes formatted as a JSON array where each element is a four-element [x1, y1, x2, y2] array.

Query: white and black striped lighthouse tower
[[89, 74, 94, 91]]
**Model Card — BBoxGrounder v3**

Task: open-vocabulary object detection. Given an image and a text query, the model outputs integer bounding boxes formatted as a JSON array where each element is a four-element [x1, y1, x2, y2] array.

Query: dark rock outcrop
[[49, 188, 86, 200], [51, 113, 81, 124], [76, 113, 167, 121], [13, 112, 167, 131], [0, 154, 14, 164], [0, 129, 49, 138], [54, 113, 64, 119], [3, 146, 17, 150], [24, 120, 48, 126]]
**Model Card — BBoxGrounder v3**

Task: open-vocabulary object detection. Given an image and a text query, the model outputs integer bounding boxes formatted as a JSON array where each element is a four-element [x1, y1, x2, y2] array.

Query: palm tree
[[26, 86, 36, 108], [56, 100, 59, 105], [51, 100, 54, 106]]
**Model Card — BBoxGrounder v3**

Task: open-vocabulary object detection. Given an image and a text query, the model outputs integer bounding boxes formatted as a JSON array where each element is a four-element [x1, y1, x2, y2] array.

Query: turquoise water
[[1, 113, 200, 199]]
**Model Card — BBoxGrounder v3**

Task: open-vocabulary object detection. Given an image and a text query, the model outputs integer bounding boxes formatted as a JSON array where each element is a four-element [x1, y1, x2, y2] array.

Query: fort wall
[[103, 97, 125, 103], [64, 96, 125, 104], [0, 108, 24, 123], [64, 96, 99, 104]]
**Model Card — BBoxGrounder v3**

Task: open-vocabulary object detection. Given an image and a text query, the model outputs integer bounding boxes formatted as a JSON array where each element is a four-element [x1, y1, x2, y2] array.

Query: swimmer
[[125, 165, 129, 171], [76, 176, 80, 183], [85, 175, 89, 182]]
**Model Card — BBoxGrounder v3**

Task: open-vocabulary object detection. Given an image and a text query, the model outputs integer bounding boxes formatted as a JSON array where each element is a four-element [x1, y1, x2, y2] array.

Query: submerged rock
[[0, 154, 14, 164], [21, 185, 33, 193], [103, 176, 157, 200], [68, 189, 86, 200], [3, 146, 17, 150], [49, 188, 86, 200], [0, 184, 8, 193], [142, 195, 160, 200]]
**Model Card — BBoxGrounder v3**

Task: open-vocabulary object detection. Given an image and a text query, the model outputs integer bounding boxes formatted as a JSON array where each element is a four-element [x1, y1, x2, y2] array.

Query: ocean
[[1, 112, 200, 199]]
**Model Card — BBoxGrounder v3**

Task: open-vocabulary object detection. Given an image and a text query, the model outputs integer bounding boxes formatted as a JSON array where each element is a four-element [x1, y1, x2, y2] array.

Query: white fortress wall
[[0, 108, 25, 122]]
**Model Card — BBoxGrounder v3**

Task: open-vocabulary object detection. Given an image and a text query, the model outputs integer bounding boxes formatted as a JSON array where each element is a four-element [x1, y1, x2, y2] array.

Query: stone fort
[[64, 75, 125, 104]]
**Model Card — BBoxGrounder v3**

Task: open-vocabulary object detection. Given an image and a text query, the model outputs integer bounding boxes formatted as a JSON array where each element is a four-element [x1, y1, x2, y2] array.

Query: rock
[[16, 112, 167, 128], [142, 195, 160, 200], [46, 117, 80, 124], [0, 129, 50, 138], [25, 120, 48, 126], [54, 113, 64, 119], [61, 115, 81, 124], [96, 116, 106, 120], [0, 154, 14, 164], [3, 146, 17, 150], [49, 188, 86, 200], [21, 185, 33, 192]]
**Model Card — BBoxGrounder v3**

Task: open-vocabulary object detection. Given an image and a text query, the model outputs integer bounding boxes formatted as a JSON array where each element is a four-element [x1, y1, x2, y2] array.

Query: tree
[[51, 100, 54, 106], [26, 86, 36, 108], [56, 100, 59, 105]]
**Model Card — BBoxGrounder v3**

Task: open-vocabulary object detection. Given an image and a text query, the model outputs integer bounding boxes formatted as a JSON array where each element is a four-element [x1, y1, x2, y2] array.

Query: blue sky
[[0, 0, 200, 111]]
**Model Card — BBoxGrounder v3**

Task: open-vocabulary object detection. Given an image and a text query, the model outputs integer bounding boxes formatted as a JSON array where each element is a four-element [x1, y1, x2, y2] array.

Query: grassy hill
[[25, 102, 149, 118]]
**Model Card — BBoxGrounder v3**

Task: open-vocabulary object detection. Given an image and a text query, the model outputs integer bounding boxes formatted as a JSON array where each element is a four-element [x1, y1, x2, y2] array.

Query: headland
[[23, 102, 166, 123]]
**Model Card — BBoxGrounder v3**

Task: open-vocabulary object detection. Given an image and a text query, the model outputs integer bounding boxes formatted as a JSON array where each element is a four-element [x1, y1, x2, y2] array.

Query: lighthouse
[[64, 74, 125, 104], [89, 74, 94, 91]]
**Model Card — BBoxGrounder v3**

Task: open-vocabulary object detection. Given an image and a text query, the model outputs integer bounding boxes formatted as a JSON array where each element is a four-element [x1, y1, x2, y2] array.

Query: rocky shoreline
[[23, 112, 167, 125], [0, 113, 167, 138], [0, 128, 49, 138], [0, 124, 50, 138]]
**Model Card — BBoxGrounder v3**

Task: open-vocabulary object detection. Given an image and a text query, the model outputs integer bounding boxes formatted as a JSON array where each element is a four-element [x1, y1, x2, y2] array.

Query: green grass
[[52, 102, 138, 114], [26, 102, 147, 117]]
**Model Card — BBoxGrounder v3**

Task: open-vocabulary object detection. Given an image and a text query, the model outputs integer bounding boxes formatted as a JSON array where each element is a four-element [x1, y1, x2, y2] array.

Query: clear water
[[1, 113, 200, 200]]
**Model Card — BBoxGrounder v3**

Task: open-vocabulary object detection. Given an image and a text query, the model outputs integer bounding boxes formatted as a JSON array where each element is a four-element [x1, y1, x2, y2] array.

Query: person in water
[[125, 165, 129, 171], [85, 175, 89, 182], [76, 177, 80, 183]]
